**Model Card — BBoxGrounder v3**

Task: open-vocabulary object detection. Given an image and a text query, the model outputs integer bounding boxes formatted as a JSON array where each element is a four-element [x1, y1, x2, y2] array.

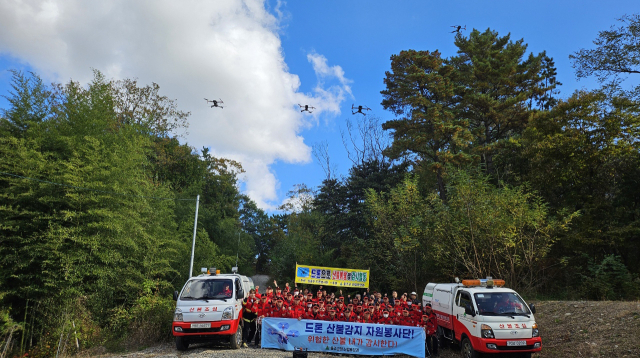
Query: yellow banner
[[295, 264, 369, 288]]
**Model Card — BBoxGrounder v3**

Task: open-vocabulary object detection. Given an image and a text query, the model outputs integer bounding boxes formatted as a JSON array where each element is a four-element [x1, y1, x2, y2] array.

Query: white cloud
[[0, 0, 352, 209]]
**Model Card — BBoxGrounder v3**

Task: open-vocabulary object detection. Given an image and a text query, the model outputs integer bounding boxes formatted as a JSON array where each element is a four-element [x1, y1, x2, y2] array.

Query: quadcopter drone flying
[[298, 104, 315, 113], [352, 104, 371, 115], [451, 25, 466, 33], [204, 98, 224, 109]]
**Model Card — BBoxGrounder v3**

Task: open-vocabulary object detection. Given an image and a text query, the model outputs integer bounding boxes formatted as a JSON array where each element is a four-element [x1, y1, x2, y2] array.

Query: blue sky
[[271, 0, 635, 209], [0, 0, 636, 212]]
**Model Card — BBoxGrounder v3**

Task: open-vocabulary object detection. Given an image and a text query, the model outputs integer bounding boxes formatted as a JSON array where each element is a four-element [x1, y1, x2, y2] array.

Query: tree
[[570, 14, 640, 83], [500, 89, 640, 281], [0, 71, 54, 138], [111, 78, 190, 137], [366, 169, 575, 292], [450, 29, 557, 174], [381, 50, 472, 200]]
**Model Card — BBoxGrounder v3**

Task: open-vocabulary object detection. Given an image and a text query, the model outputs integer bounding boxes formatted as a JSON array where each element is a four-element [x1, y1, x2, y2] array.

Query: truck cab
[[423, 278, 541, 358], [172, 267, 250, 351]]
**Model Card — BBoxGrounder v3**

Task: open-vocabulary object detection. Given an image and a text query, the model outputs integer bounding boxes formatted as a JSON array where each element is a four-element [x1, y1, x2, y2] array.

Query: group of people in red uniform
[[241, 281, 439, 356]]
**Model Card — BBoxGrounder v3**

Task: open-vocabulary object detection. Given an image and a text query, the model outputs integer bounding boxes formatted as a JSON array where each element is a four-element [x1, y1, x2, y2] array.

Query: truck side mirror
[[237, 288, 244, 298], [173, 291, 179, 301], [464, 303, 476, 317], [529, 303, 536, 314]]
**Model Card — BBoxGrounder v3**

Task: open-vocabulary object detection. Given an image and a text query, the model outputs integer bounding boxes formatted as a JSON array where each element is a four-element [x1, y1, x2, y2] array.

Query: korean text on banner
[[261, 318, 425, 358], [295, 264, 369, 288]]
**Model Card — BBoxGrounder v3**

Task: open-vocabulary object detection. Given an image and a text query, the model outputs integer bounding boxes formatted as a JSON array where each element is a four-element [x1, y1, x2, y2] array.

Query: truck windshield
[[180, 279, 234, 300], [474, 292, 531, 316]]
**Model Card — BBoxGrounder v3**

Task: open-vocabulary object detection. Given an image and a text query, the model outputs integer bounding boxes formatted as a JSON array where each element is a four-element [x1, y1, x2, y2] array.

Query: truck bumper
[[172, 318, 239, 337], [474, 336, 542, 353]]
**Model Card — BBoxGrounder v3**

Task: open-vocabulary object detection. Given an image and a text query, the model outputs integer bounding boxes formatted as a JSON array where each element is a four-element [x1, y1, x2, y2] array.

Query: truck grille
[[496, 344, 536, 351], [181, 327, 223, 334]]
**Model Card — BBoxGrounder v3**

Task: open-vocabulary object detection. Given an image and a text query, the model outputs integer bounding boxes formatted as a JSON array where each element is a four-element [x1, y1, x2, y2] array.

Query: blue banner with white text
[[261, 318, 425, 358]]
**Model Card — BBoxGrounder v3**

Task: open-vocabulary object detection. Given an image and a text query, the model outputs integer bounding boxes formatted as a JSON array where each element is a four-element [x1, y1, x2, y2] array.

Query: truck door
[[453, 290, 475, 340], [234, 278, 243, 319]]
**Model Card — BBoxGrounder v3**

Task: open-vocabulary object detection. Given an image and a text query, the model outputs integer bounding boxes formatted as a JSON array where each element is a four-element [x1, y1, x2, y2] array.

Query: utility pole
[[189, 195, 200, 278]]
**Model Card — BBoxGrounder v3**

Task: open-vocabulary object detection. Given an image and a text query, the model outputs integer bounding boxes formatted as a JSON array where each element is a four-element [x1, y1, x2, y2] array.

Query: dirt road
[[91, 301, 640, 358]]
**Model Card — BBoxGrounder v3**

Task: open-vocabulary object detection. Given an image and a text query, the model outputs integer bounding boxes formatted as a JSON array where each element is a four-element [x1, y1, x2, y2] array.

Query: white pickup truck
[[423, 278, 541, 358], [172, 268, 252, 351]]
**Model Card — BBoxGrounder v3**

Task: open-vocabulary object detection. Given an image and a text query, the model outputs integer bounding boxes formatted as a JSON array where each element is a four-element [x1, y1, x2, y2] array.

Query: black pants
[[242, 320, 256, 344], [425, 335, 438, 356], [255, 323, 261, 346]]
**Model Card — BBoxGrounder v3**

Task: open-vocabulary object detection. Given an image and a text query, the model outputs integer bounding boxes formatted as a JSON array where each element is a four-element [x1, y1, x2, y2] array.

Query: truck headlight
[[532, 323, 539, 337], [222, 306, 233, 320], [173, 308, 183, 322], [481, 324, 494, 339]]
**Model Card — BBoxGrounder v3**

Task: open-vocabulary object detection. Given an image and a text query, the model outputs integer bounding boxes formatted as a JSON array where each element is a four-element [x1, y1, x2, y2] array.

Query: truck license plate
[[191, 323, 211, 329], [507, 340, 527, 346]]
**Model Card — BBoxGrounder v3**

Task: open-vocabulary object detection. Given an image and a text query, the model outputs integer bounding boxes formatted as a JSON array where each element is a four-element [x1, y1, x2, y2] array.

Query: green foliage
[[450, 29, 557, 174], [106, 279, 175, 350], [581, 255, 640, 300], [0, 70, 257, 353], [381, 50, 472, 200], [365, 169, 575, 293], [570, 14, 640, 82]]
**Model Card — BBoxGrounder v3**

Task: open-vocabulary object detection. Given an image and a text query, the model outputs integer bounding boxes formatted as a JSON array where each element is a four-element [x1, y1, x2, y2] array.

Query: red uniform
[[326, 314, 341, 322], [377, 315, 394, 325], [419, 313, 437, 335], [254, 301, 271, 317], [269, 306, 289, 318], [359, 317, 375, 324], [288, 304, 306, 319], [304, 311, 323, 320], [399, 315, 416, 326]]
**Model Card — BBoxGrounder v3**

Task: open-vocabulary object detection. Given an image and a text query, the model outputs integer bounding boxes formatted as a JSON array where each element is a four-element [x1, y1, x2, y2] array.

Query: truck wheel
[[175, 336, 189, 351], [461, 337, 479, 358], [229, 324, 242, 349]]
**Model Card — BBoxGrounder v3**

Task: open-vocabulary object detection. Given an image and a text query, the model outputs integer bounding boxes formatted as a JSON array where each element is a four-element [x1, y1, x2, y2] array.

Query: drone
[[352, 104, 371, 115], [204, 98, 224, 109], [451, 25, 466, 33], [298, 104, 315, 113]]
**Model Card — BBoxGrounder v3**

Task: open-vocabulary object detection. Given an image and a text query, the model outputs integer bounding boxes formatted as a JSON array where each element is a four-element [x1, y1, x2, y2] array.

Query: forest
[[1, 15, 639, 356]]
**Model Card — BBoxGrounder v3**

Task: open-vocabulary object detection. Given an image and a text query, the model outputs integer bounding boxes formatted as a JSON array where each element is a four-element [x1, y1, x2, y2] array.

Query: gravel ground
[[86, 300, 640, 358], [89, 340, 457, 358]]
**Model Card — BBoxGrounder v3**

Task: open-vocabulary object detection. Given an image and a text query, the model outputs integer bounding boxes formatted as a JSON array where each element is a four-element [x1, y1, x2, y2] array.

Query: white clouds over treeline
[[0, 0, 351, 209]]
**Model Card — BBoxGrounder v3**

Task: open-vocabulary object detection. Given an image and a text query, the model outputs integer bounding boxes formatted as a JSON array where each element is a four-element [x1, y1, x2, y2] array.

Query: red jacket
[[419, 313, 437, 335], [304, 311, 323, 320], [399, 315, 416, 326], [269, 306, 289, 318], [289, 304, 306, 319]]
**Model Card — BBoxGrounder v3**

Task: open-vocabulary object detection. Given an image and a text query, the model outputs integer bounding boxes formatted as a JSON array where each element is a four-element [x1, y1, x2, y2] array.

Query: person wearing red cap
[[303, 304, 322, 320], [373, 302, 382, 321], [268, 298, 289, 318], [400, 307, 415, 326], [354, 305, 364, 321], [335, 297, 346, 314], [317, 305, 328, 321], [288, 295, 305, 319], [377, 308, 394, 325], [422, 304, 438, 356], [342, 304, 357, 322], [392, 307, 403, 326], [367, 304, 377, 322], [359, 310, 375, 324], [326, 306, 340, 321]]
